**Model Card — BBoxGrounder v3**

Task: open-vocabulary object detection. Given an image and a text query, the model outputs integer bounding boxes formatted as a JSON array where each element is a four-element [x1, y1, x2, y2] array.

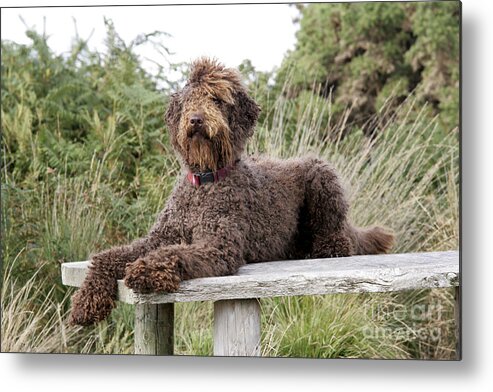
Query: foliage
[[275, 1, 460, 137], [1, 21, 180, 277], [1, 13, 458, 359]]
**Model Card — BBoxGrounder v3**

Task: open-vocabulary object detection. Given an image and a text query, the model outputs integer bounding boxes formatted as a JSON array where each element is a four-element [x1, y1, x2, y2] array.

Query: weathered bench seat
[[61, 251, 460, 357]]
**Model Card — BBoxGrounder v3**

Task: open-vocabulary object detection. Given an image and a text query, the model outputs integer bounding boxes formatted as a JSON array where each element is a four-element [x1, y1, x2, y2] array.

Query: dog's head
[[165, 58, 260, 171]]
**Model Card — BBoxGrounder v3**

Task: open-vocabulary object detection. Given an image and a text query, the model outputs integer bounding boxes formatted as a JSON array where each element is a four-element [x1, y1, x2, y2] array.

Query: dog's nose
[[190, 113, 204, 128]]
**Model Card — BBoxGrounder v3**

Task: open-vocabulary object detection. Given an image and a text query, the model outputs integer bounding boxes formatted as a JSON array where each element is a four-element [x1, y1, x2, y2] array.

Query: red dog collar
[[187, 164, 236, 187]]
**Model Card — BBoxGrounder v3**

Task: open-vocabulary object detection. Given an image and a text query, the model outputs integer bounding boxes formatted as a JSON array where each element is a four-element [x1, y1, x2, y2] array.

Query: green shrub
[[274, 2, 460, 135]]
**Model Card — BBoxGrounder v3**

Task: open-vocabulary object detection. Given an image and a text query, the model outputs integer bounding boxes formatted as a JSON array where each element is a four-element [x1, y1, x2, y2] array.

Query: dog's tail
[[348, 225, 395, 255]]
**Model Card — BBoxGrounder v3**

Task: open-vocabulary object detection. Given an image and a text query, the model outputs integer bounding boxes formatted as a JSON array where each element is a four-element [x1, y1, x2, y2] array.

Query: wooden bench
[[61, 250, 460, 357]]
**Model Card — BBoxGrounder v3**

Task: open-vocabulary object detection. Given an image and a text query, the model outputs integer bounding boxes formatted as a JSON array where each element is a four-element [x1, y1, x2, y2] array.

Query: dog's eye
[[212, 97, 222, 106]]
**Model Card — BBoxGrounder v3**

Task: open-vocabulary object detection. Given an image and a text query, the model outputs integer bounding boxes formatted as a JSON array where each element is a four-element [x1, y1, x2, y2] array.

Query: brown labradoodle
[[69, 58, 394, 326]]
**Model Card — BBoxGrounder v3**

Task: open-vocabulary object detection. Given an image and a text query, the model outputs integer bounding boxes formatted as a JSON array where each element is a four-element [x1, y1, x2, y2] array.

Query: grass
[[1, 251, 83, 353]]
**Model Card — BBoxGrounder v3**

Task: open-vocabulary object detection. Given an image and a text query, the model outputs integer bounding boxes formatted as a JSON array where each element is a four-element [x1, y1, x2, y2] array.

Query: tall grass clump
[[1, 22, 458, 358], [251, 81, 458, 255], [1, 251, 83, 352]]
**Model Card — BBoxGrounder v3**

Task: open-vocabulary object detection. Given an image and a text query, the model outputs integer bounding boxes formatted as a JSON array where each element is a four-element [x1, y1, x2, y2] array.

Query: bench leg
[[213, 299, 261, 356], [134, 303, 174, 355]]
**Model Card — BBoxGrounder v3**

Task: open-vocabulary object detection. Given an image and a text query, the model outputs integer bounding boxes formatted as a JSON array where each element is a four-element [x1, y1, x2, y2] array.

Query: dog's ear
[[165, 92, 182, 134], [165, 92, 185, 154], [231, 89, 261, 138]]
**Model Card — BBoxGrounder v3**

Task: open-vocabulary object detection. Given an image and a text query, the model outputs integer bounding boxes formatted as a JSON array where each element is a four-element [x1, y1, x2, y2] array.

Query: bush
[[274, 2, 460, 136]]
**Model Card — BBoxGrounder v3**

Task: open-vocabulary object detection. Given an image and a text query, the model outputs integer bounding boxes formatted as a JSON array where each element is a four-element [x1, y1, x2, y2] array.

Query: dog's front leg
[[124, 235, 245, 294], [69, 235, 163, 326], [69, 210, 178, 326]]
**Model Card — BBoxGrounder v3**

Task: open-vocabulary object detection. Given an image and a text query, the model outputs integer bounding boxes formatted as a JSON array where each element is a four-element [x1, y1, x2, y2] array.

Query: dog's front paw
[[124, 257, 181, 294], [69, 287, 115, 326]]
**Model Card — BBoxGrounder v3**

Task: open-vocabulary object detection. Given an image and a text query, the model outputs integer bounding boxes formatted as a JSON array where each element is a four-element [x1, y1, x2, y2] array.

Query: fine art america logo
[[362, 302, 447, 342]]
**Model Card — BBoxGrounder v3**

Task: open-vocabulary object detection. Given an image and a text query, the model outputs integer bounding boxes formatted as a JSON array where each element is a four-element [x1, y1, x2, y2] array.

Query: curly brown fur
[[69, 57, 394, 326]]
